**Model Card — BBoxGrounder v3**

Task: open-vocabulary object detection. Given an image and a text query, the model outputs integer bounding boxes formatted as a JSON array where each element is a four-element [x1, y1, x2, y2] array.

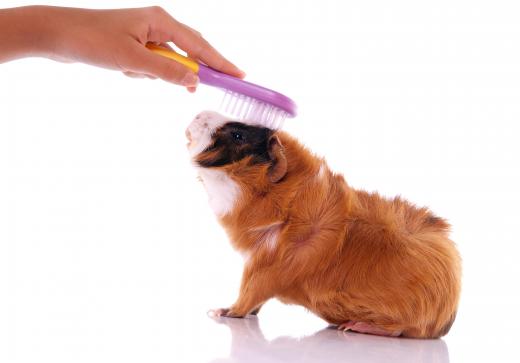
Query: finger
[[123, 71, 147, 79], [177, 22, 245, 78], [186, 86, 197, 93], [155, 41, 174, 51], [125, 44, 199, 86], [151, 12, 245, 78], [147, 41, 174, 51]]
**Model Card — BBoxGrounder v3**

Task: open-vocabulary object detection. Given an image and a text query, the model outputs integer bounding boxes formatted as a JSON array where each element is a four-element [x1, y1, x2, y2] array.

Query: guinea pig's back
[[335, 191, 461, 338]]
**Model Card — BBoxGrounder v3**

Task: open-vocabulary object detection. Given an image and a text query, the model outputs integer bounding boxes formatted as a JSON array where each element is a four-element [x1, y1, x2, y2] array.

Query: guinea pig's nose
[[185, 128, 192, 142]]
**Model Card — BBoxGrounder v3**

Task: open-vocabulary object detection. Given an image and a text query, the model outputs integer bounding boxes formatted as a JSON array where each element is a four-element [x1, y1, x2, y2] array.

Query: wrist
[[0, 6, 61, 62]]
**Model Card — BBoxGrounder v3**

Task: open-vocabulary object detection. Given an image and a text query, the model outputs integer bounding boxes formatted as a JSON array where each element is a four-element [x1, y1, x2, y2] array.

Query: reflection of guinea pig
[[209, 316, 450, 363], [187, 111, 461, 338]]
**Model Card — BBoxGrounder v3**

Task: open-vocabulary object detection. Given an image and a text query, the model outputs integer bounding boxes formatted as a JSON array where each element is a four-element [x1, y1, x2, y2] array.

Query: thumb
[[125, 44, 199, 87]]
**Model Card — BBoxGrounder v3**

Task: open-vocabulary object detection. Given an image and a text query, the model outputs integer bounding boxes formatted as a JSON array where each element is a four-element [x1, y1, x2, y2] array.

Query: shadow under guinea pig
[[209, 316, 450, 363]]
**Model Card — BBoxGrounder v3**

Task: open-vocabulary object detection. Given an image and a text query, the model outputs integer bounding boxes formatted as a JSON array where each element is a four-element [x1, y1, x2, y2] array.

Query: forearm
[[0, 6, 59, 63]]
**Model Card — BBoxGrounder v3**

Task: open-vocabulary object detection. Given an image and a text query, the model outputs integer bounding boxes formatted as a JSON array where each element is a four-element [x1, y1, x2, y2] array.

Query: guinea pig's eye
[[231, 131, 245, 143]]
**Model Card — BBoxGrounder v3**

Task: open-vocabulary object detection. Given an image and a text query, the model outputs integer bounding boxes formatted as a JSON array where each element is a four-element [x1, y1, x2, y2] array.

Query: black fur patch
[[196, 122, 274, 168]]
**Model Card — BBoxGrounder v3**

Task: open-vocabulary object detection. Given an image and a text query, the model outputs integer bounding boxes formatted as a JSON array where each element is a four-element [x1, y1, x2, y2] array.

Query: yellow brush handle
[[146, 43, 199, 73]]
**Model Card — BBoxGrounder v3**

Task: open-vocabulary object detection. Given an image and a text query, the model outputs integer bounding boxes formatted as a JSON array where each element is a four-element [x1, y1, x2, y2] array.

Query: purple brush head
[[198, 64, 297, 129]]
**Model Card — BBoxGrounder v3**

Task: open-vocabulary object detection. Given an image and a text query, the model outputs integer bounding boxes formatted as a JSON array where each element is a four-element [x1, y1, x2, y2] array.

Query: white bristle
[[218, 91, 289, 130], [227, 92, 235, 113], [229, 93, 236, 114], [219, 90, 228, 110], [223, 91, 230, 112], [244, 100, 251, 118], [240, 98, 247, 119], [243, 98, 252, 119], [236, 95, 245, 118], [266, 105, 273, 127], [232, 95, 239, 112]]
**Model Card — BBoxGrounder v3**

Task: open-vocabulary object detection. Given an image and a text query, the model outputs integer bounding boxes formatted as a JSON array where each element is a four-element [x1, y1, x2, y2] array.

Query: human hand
[[0, 6, 245, 92]]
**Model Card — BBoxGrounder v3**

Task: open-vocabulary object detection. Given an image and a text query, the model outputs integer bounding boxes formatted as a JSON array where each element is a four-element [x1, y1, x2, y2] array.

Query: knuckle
[[190, 40, 209, 58], [188, 26, 203, 38], [147, 6, 166, 16]]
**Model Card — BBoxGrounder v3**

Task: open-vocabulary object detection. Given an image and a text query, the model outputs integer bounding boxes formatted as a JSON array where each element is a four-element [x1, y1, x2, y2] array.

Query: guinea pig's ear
[[267, 135, 287, 183]]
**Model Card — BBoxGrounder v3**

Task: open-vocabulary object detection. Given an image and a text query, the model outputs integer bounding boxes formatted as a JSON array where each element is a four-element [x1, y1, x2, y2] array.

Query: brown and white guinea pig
[[186, 111, 461, 339]]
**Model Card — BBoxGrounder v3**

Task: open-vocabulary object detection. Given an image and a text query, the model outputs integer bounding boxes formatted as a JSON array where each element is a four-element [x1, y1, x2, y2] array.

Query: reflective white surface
[[208, 316, 449, 363]]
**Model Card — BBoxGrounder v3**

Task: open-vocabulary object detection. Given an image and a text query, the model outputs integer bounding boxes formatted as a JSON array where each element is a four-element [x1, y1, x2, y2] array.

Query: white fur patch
[[263, 226, 280, 252], [197, 168, 240, 217], [240, 250, 252, 263], [186, 111, 229, 158], [252, 222, 282, 251], [241, 224, 281, 264], [317, 163, 326, 179], [187, 111, 241, 217]]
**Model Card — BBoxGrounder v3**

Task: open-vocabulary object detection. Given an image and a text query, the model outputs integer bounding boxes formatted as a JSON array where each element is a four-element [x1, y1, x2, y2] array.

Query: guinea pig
[[186, 111, 461, 338]]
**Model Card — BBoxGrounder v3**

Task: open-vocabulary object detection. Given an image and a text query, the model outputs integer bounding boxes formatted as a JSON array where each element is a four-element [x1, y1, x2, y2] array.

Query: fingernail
[[181, 72, 199, 87]]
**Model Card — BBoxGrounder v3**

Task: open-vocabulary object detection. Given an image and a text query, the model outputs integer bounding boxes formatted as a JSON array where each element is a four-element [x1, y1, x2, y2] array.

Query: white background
[[1, 1, 519, 362]]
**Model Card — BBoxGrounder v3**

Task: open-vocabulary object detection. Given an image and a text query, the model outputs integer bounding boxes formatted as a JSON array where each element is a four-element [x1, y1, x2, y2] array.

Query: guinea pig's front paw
[[207, 307, 245, 318], [207, 308, 229, 317]]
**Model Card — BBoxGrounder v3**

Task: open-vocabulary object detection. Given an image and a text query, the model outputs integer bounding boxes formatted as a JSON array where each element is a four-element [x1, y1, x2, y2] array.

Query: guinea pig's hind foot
[[337, 321, 402, 337]]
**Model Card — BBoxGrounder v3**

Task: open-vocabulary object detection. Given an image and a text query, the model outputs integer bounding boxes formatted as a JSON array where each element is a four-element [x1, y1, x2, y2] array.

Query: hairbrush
[[147, 43, 297, 129]]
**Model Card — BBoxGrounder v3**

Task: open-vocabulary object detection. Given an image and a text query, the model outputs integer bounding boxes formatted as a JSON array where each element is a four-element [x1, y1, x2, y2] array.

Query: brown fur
[[209, 131, 461, 338]]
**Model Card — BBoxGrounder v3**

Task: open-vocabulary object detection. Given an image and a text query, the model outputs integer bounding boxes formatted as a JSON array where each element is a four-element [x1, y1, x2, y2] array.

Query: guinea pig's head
[[186, 111, 287, 185]]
